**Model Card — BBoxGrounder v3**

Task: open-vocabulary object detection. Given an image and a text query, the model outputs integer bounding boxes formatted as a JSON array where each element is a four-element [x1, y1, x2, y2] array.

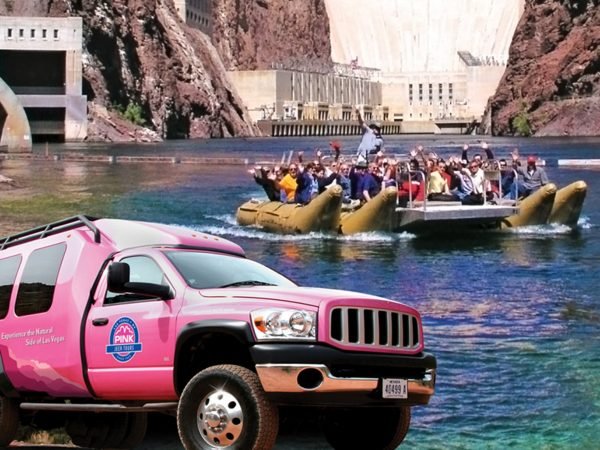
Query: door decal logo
[[106, 317, 142, 363]]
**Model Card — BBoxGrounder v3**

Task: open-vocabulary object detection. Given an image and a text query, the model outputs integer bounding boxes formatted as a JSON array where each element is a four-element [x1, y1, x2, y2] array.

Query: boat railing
[[398, 162, 508, 209], [396, 163, 426, 209], [486, 163, 520, 206], [511, 170, 520, 205], [483, 168, 502, 205]]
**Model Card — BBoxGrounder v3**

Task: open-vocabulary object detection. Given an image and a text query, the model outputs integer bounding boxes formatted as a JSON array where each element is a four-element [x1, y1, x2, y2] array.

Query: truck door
[[85, 254, 180, 401]]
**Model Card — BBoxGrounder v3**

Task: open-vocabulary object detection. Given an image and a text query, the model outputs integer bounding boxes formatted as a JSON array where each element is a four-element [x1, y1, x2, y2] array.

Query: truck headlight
[[251, 309, 316, 341]]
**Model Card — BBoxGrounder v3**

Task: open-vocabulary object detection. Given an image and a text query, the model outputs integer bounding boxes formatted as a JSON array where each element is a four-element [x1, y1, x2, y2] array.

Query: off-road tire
[[99, 412, 130, 448], [117, 412, 148, 448], [0, 395, 19, 447], [324, 406, 411, 450], [177, 364, 278, 450], [66, 412, 110, 448]]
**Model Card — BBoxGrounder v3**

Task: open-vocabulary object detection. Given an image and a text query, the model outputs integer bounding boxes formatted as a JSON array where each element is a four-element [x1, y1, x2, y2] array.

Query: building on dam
[[0, 16, 87, 144]]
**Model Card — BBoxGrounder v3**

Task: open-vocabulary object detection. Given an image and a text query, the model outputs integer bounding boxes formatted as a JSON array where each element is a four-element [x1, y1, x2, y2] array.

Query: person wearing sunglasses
[[278, 164, 299, 203]]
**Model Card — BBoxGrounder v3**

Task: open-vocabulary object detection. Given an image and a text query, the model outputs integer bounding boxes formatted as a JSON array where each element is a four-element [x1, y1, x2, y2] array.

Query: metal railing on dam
[[257, 120, 404, 137], [256, 119, 478, 137]]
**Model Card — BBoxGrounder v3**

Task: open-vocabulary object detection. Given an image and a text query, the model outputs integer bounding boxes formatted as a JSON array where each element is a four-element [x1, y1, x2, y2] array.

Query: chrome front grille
[[329, 307, 420, 350]]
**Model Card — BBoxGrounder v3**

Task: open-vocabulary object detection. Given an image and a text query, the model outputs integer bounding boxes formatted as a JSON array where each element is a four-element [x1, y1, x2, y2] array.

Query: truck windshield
[[164, 251, 296, 289]]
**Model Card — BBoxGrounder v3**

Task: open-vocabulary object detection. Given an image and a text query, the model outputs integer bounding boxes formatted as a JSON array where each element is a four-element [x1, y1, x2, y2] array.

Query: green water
[[1, 137, 599, 449]]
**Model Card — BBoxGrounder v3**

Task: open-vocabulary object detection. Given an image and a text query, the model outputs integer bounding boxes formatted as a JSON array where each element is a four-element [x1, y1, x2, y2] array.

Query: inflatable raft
[[501, 183, 558, 228], [236, 185, 343, 234], [501, 180, 587, 228], [548, 180, 587, 226], [338, 186, 398, 235], [236, 180, 587, 235]]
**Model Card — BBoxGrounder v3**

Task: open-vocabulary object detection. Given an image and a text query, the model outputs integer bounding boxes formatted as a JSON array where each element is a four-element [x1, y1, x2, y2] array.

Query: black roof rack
[[0, 215, 101, 251]]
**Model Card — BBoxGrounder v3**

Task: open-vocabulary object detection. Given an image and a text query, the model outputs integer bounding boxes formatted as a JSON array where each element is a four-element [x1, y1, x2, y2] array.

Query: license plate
[[382, 378, 408, 399]]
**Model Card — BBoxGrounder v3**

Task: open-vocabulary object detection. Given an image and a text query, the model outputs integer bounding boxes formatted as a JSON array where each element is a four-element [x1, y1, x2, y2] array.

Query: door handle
[[92, 318, 109, 326]]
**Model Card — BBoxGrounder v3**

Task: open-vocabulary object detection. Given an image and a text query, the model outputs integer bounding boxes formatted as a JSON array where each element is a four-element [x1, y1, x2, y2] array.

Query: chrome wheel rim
[[197, 389, 244, 448]]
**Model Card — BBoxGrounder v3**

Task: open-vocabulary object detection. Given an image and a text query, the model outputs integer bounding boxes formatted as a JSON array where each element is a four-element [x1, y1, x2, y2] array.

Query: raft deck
[[393, 201, 518, 233]]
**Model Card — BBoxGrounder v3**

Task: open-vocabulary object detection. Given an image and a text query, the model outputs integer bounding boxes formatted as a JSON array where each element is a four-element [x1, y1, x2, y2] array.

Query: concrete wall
[[382, 72, 469, 121], [381, 64, 506, 121], [226, 71, 279, 122], [324, 0, 525, 72], [465, 65, 507, 120], [0, 17, 82, 52], [0, 16, 86, 140]]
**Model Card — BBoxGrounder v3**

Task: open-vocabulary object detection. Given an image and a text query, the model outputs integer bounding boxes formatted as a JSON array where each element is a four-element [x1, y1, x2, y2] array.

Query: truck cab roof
[[0, 215, 245, 257]]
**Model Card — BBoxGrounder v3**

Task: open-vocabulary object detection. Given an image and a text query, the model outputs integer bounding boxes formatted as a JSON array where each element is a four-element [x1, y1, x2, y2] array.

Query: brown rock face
[[0, 0, 259, 141], [489, 0, 600, 136], [211, 0, 332, 71], [0, 0, 68, 16]]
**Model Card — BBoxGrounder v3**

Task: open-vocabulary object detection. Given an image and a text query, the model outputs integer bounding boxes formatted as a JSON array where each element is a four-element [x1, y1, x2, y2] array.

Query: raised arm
[[356, 107, 369, 131], [481, 142, 495, 161], [461, 144, 469, 164]]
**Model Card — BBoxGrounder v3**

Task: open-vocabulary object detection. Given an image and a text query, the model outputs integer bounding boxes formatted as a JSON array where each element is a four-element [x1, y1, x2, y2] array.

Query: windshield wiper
[[219, 280, 277, 288]]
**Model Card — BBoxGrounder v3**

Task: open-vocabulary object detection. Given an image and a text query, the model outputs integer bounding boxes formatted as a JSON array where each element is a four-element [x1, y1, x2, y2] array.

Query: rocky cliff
[[0, 0, 260, 141], [2, 0, 598, 139], [488, 0, 600, 136], [212, 0, 332, 72]]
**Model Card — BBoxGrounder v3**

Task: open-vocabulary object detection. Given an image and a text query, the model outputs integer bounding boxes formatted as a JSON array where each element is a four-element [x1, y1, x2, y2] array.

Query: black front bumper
[[250, 343, 436, 407]]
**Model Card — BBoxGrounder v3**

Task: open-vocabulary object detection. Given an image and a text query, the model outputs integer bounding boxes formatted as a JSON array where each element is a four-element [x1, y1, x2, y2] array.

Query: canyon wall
[[488, 0, 600, 136], [211, 0, 332, 72], [0, 0, 260, 141]]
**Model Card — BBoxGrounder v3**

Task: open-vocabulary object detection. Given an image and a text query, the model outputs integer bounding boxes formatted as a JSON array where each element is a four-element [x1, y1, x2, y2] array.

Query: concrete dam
[[325, 0, 524, 73], [232, 0, 525, 135]]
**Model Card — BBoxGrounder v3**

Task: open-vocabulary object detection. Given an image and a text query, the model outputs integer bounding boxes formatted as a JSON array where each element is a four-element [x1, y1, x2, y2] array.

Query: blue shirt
[[359, 173, 381, 200], [294, 171, 314, 204], [338, 175, 351, 201]]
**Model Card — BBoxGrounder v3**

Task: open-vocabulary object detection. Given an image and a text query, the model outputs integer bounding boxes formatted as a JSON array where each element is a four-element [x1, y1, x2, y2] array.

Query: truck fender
[[173, 320, 255, 394]]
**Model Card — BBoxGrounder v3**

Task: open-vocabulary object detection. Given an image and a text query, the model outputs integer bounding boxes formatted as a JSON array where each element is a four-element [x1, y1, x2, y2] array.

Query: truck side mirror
[[107, 262, 173, 300], [108, 262, 130, 293]]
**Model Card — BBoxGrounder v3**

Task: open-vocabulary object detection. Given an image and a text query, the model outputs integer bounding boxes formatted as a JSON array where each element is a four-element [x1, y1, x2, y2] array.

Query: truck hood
[[198, 286, 396, 309]]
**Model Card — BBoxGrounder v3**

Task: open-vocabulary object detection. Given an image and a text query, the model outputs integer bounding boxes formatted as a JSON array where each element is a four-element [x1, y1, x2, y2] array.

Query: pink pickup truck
[[0, 216, 436, 449]]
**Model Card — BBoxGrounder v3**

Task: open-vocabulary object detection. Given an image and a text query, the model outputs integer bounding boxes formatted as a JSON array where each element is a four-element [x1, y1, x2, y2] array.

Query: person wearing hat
[[512, 151, 549, 198], [355, 107, 384, 164], [349, 159, 368, 200]]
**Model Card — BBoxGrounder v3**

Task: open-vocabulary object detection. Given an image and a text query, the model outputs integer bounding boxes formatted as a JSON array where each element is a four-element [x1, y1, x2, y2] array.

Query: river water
[[2, 135, 599, 449]]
